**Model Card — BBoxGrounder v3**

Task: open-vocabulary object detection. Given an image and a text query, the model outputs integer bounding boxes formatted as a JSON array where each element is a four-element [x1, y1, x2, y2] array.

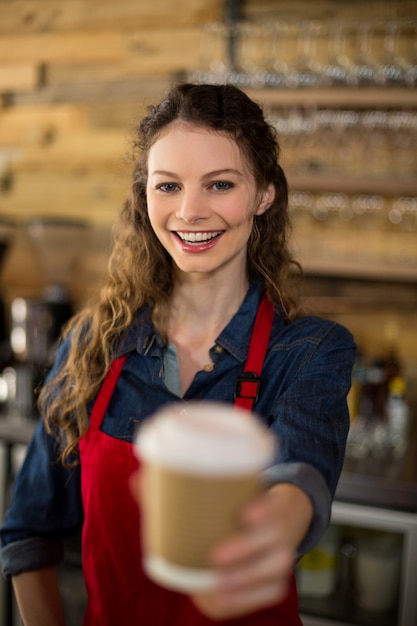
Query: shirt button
[[214, 345, 223, 353], [203, 363, 215, 372]]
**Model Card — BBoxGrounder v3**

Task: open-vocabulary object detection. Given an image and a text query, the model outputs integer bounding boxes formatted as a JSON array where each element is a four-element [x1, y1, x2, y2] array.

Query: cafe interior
[[0, 1, 416, 624]]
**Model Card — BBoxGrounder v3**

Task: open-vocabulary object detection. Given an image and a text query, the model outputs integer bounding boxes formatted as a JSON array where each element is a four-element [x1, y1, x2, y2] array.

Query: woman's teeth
[[176, 231, 222, 243]]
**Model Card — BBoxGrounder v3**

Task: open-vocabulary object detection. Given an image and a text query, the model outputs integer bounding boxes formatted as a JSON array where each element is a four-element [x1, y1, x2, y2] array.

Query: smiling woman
[[0, 83, 356, 626]]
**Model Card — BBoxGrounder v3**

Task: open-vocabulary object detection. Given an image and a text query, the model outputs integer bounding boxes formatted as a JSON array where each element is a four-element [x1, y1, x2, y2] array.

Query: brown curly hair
[[40, 82, 303, 465]]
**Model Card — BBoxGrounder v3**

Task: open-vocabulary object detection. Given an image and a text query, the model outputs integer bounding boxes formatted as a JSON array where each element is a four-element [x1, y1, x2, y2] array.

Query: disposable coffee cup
[[135, 401, 276, 592]]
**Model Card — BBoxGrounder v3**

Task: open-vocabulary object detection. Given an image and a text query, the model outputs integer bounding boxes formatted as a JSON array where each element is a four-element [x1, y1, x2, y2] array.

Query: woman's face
[[146, 121, 274, 281]]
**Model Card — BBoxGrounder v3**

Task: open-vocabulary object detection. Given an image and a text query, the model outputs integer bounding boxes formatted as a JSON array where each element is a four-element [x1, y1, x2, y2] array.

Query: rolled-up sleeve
[[266, 322, 355, 554], [1, 338, 83, 578]]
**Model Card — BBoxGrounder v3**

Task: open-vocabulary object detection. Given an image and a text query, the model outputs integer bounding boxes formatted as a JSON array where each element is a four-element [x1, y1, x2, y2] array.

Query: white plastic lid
[[135, 401, 276, 476]]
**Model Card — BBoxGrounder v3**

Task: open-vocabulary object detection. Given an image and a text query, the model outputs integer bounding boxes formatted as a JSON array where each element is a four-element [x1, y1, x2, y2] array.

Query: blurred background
[[0, 1, 416, 625]]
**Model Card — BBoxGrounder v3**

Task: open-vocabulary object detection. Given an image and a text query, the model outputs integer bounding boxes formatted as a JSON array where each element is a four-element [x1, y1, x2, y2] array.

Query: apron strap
[[233, 293, 274, 412], [90, 355, 127, 428]]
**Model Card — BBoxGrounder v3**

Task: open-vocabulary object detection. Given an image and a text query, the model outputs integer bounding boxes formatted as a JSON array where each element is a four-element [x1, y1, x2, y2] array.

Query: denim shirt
[[1, 280, 356, 577]]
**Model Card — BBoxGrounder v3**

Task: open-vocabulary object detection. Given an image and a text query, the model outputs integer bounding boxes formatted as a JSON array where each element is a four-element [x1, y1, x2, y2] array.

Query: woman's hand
[[130, 467, 313, 620], [191, 483, 313, 620]]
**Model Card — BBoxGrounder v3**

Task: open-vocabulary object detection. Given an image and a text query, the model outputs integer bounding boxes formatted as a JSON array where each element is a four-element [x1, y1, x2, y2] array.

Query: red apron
[[79, 295, 302, 625]]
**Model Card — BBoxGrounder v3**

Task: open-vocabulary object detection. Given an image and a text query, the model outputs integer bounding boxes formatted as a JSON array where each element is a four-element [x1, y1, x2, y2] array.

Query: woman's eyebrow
[[202, 169, 243, 178], [150, 168, 244, 179], [149, 170, 179, 178]]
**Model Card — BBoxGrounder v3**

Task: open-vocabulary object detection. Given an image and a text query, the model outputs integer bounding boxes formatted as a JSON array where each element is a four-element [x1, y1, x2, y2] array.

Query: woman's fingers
[[192, 575, 291, 620], [218, 543, 293, 591], [192, 496, 295, 620], [210, 492, 283, 568], [210, 523, 276, 567]]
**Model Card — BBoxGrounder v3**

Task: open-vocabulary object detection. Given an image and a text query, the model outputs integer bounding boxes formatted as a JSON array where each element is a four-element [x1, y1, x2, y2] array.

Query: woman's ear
[[256, 183, 275, 216]]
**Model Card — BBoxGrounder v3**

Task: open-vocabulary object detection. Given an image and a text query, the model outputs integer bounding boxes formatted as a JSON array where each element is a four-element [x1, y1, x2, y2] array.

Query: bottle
[[347, 349, 367, 424], [359, 359, 387, 422], [386, 375, 409, 457], [296, 526, 340, 598], [383, 320, 401, 385]]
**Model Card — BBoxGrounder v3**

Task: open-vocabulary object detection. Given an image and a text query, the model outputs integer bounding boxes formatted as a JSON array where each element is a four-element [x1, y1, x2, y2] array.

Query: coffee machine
[[0, 218, 17, 368], [6, 217, 89, 417]]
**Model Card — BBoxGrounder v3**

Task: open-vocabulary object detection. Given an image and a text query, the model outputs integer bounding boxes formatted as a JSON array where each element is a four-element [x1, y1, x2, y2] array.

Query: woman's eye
[[157, 183, 180, 192], [212, 181, 234, 191]]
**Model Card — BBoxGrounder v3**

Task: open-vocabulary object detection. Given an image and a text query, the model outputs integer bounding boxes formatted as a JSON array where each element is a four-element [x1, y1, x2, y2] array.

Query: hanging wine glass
[[332, 110, 361, 174], [348, 20, 378, 86], [269, 20, 291, 88], [197, 22, 230, 83], [389, 197, 417, 232], [286, 20, 325, 88], [288, 190, 315, 224], [375, 20, 408, 87], [352, 194, 385, 230], [360, 110, 391, 175], [284, 107, 308, 172], [323, 20, 353, 86], [313, 192, 351, 228], [405, 19, 417, 87], [234, 22, 271, 87], [388, 111, 416, 176], [314, 110, 338, 173]]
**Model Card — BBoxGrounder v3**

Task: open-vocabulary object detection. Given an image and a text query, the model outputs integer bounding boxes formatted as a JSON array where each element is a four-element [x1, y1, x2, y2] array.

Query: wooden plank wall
[[0, 0, 224, 299], [0, 0, 417, 397]]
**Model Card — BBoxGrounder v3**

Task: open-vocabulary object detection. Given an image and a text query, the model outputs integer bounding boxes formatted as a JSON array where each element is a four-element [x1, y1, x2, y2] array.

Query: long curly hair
[[40, 82, 303, 465]]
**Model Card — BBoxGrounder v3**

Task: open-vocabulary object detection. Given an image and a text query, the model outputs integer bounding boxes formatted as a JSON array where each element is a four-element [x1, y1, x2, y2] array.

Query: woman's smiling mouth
[[175, 231, 223, 244]]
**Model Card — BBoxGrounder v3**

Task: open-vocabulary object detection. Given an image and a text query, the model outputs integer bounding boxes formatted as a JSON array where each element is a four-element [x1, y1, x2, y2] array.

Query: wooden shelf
[[301, 259, 417, 284], [248, 88, 417, 197], [287, 173, 417, 196], [246, 87, 417, 109], [301, 273, 417, 314]]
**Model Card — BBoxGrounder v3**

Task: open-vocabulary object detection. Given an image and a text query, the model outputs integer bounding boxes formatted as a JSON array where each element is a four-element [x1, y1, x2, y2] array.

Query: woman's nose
[[175, 191, 209, 223]]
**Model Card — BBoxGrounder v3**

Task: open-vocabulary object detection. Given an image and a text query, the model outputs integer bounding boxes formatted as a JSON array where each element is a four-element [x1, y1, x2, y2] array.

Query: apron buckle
[[234, 372, 261, 404]]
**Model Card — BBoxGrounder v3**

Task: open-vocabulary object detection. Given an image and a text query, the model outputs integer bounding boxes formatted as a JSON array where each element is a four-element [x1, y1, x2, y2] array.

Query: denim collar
[[114, 278, 268, 363]]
